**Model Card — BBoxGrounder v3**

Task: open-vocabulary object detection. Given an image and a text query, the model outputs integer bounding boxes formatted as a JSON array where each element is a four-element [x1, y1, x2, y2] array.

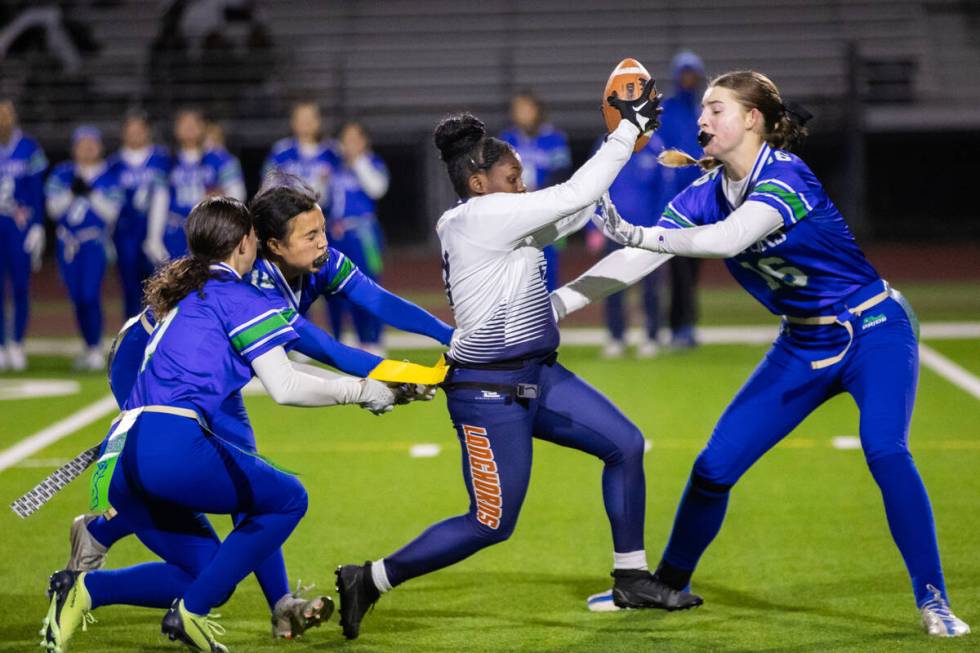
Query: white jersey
[[437, 121, 639, 363]]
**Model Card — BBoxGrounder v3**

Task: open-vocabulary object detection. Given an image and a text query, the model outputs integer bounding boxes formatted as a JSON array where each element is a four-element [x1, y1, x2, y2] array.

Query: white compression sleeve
[[351, 155, 389, 199], [638, 201, 784, 258], [252, 346, 364, 407], [475, 121, 640, 248], [551, 247, 673, 318]]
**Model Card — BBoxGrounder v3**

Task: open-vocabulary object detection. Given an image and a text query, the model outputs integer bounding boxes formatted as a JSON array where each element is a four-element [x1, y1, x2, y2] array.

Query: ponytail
[[658, 149, 722, 172], [144, 256, 212, 317], [142, 196, 252, 316]]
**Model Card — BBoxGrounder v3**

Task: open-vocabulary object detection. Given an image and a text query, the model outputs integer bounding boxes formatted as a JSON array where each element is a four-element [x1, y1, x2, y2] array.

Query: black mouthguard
[[697, 131, 713, 147]]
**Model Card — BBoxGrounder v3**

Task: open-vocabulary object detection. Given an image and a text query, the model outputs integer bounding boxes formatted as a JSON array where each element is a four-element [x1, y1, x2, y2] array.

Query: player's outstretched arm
[[550, 246, 672, 319], [342, 275, 453, 345], [629, 201, 784, 258]]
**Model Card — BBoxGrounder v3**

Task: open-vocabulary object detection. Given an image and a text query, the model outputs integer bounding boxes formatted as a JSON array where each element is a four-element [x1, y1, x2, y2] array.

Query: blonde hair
[[661, 70, 809, 172]]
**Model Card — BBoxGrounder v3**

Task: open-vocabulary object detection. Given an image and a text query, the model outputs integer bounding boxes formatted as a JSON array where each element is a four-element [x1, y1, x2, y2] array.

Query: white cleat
[[601, 340, 626, 360], [7, 342, 26, 371], [920, 584, 970, 637], [635, 340, 659, 359], [0, 347, 9, 372], [586, 589, 621, 612], [67, 515, 108, 572]]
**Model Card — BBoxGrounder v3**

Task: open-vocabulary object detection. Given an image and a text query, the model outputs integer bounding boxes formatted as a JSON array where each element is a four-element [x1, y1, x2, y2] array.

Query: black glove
[[607, 78, 663, 134], [70, 176, 91, 196]]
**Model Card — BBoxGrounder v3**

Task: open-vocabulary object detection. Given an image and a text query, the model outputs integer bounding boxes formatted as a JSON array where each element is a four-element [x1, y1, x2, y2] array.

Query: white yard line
[[0, 394, 117, 473], [23, 322, 980, 355], [919, 344, 980, 401]]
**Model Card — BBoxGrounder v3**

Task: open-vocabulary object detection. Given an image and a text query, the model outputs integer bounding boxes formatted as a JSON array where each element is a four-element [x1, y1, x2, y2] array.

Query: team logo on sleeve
[[463, 425, 503, 530]]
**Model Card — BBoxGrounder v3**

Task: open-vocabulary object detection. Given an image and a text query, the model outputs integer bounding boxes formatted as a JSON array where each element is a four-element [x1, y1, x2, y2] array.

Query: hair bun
[[433, 113, 486, 163]]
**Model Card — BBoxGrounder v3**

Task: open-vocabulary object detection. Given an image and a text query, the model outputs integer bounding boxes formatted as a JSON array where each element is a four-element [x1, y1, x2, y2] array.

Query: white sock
[[613, 550, 648, 570], [371, 558, 392, 593]]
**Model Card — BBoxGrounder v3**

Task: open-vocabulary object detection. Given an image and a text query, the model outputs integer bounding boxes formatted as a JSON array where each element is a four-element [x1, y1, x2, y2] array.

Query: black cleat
[[335, 562, 381, 640], [611, 569, 703, 611]]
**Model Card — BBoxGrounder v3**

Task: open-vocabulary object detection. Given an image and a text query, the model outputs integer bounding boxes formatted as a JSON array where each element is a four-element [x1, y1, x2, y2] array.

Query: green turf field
[[0, 335, 977, 652]]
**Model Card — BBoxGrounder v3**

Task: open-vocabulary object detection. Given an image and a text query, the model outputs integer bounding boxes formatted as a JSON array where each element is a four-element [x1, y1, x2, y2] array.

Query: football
[[602, 58, 654, 152]]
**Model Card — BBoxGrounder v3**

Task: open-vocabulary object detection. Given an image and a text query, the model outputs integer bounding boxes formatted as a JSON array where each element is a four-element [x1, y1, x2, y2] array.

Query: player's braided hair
[[433, 112, 515, 198], [144, 197, 252, 317], [250, 171, 320, 254], [659, 70, 811, 172]]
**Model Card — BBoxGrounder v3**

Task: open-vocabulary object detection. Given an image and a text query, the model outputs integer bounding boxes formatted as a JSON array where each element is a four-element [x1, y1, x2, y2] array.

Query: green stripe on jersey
[[231, 312, 290, 352], [326, 256, 355, 294], [663, 205, 695, 228], [281, 308, 297, 323], [754, 182, 807, 220]]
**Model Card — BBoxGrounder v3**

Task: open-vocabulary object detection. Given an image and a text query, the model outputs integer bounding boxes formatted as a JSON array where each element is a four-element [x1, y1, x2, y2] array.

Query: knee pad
[[689, 469, 733, 496]]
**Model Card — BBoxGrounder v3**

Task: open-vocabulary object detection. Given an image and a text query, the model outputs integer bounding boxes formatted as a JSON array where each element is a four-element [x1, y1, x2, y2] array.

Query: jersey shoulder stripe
[[326, 254, 356, 294], [230, 311, 291, 353]]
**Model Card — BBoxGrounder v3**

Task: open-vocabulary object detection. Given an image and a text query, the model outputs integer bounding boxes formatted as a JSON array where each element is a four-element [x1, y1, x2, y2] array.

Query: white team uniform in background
[[438, 121, 640, 363]]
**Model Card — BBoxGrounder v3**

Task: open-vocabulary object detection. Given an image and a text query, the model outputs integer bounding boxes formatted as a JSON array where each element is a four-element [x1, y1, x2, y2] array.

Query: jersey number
[[739, 257, 808, 290]]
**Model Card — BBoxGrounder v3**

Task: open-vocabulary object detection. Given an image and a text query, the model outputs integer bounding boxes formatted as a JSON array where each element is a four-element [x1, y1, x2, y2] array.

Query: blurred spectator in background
[[658, 50, 707, 348], [263, 101, 336, 205], [146, 108, 245, 263], [587, 131, 667, 358], [0, 98, 47, 372], [107, 110, 170, 318], [500, 90, 571, 291], [45, 126, 122, 371], [326, 121, 390, 356]]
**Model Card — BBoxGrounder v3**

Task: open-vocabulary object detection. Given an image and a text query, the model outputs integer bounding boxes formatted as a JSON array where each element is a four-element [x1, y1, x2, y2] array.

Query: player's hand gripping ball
[[602, 58, 662, 151]]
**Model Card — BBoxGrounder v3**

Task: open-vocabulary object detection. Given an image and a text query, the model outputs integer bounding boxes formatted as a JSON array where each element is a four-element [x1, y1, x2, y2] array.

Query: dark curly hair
[[433, 112, 514, 198]]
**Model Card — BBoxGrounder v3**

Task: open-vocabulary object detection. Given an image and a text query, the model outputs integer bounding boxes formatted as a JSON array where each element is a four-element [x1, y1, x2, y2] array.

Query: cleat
[[920, 584, 970, 637], [40, 569, 95, 652], [601, 340, 626, 359], [161, 599, 228, 652], [8, 343, 26, 371], [635, 339, 659, 359], [271, 580, 333, 639], [67, 515, 108, 572], [587, 589, 621, 613], [611, 569, 703, 611], [335, 563, 380, 640]]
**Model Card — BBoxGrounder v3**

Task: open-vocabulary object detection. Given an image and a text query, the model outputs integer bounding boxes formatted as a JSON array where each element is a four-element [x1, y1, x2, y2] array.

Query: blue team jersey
[[168, 149, 243, 220], [658, 143, 880, 316], [263, 138, 338, 206], [499, 124, 571, 191], [327, 153, 388, 220], [0, 129, 48, 227], [249, 248, 365, 315], [45, 162, 124, 235], [107, 146, 170, 239], [127, 264, 298, 423]]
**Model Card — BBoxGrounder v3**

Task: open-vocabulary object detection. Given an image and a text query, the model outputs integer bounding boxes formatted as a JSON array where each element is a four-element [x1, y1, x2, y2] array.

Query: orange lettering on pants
[[462, 423, 503, 530]]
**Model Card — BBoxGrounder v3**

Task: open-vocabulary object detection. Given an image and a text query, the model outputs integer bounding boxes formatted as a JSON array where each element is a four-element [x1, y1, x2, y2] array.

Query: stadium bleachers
[[1, 0, 978, 145]]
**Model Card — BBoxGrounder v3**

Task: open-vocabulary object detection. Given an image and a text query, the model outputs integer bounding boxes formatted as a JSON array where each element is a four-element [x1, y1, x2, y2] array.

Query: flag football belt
[[440, 351, 558, 400], [57, 225, 104, 264], [8, 405, 200, 519], [90, 405, 204, 513], [783, 280, 891, 370]]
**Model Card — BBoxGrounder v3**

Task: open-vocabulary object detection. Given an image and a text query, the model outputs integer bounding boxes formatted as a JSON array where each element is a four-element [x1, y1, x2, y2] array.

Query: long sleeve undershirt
[[252, 346, 363, 406]]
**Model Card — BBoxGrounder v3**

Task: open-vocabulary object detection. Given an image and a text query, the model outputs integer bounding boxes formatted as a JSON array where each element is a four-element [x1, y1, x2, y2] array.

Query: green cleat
[[40, 570, 95, 652], [271, 581, 333, 639], [161, 599, 228, 652]]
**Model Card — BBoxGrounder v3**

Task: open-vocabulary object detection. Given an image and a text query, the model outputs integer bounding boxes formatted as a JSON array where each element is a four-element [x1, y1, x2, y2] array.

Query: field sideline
[[0, 327, 977, 652]]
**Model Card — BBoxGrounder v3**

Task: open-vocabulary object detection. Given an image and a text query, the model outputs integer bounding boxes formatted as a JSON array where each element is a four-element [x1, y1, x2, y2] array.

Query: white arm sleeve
[[524, 203, 595, 248], [90, 190, 121, 227], [351, 155, 389, 199], [46, 191, 72, 219], [638, 201, 784, 258], [551, 247, 673, 318], [477, 121, 639, 249], [252, 346, 363, 407], [146, 185, 168, 243]]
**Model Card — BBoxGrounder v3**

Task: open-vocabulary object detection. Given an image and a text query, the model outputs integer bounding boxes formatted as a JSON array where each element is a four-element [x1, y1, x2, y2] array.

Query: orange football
[[602, 58, 654, 152]]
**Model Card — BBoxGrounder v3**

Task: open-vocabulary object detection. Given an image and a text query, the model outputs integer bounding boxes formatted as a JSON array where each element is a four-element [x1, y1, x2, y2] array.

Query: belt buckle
[[516, 383, 538, 399]]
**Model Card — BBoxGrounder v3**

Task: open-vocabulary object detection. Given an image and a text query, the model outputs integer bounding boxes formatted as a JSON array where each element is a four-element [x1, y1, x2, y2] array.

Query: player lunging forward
[[558, 70, 969, 637]]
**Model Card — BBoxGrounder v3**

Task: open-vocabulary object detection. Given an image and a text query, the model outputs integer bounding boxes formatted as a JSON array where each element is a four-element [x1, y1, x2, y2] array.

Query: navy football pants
[[384, 358, 647, 586]]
